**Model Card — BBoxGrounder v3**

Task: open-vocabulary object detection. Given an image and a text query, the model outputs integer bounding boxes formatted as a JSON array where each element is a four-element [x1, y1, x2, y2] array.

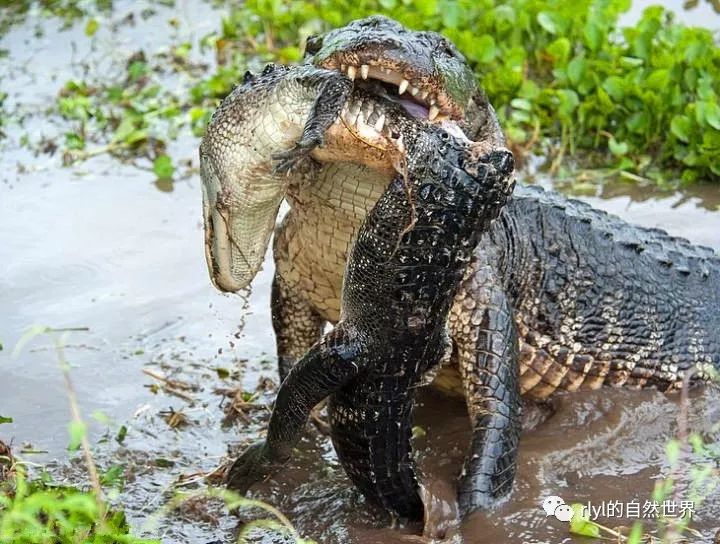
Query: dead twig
[[142, 368, 196, 402]]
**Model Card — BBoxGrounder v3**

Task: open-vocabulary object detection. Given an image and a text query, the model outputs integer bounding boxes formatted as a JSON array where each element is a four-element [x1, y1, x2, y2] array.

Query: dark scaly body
[[202, 16, 720, 519], [327, 136, 514, 519], [485, 185, 720, 399], [221, 92, 516, 520]]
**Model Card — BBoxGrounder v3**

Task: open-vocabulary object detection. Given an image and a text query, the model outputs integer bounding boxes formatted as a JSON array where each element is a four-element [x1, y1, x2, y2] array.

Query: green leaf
[[65, 132, 85, 150], [473, 35, 497, 64], [671, 116, 692, 142], [704, 101, 720, 130], [100, 465, 125, 487], [584, 20, 603, 51], [91, 410, 111, 426], [666, 438, 686, 467], [0, 415, 12, 424], [626, 111, 649, 133], [556, 89, 579, 117], [416, 0, 437, 16], [128, 60, 148, 81], [567, 57, 586, 86], [153, 155, 174, 179], [441, 2, 462, 28], [116, 425, 128, 444], [68, 421, 86, 451], [627, 522, 644, 544], [537, 12, 558, 34], [569, 503, 601, 537], [546, 37, 571, 62], [511, 98, 532, 111], [619, 56, 644, 68], [112, 116, 138, 143], [646, 69, 670, 90], [608, 136, 629, 156], [85, 18, 99, 37], [602, 77, 625, 101]]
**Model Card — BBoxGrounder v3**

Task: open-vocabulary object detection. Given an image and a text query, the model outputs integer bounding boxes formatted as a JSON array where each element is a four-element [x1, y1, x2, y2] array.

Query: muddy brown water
[[1, 1, 719, 543]]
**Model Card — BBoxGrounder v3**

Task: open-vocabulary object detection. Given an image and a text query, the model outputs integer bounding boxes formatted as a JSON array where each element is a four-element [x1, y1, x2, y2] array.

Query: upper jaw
[[318, 55, 463, 122]]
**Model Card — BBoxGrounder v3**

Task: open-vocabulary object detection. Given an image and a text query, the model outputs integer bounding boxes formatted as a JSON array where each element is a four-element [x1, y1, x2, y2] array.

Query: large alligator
[[201, 15, 720, 517], [214, 65, 516, 522]]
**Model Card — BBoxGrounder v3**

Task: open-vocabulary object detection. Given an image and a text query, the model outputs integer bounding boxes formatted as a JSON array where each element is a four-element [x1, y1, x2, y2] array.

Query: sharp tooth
[[428, 105, 440, 121], [420, 90, 430, 100], [398, 79, 409, 95], [410, 86, 420, 96], [374, 113, 386, 132], [429, 96, 437, 105], [347, 65, 356, 80], [360, 64, 369, 80], [356, 110, 365, 127], [340, 64, 346, 72], [345, 101, 361, 124]]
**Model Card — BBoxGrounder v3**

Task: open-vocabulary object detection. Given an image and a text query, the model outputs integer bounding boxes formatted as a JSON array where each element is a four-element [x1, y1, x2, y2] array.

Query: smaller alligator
[[222, 68, 516, 523]]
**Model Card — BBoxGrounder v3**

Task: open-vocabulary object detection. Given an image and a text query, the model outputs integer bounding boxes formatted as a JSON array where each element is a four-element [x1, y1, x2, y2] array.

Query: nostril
[[488, 149, 515, 176]]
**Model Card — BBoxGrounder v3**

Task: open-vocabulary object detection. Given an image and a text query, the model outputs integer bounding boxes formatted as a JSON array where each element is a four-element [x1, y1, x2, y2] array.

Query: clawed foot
[[272, 138, 322, 175], [456, 446, 516, 517], [225, 440, 281, 494]]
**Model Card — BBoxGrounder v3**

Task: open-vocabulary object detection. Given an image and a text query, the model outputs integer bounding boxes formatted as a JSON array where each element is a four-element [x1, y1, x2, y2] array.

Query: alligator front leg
[[226, 324, 364, 492], [271, 274, 326, 381], [273, 68, 354, 174], [448, 254, 522, 516]]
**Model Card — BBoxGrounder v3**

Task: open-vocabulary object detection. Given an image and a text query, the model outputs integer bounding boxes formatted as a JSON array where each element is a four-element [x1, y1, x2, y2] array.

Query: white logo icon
[[542, 495, 574, 522]]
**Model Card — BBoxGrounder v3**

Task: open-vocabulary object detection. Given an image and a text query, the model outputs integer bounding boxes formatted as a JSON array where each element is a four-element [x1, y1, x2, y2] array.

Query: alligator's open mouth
[[318, 55, 461, 123]]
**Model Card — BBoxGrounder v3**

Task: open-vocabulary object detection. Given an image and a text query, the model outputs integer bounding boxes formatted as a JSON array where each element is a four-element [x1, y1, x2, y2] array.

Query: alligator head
[[200, 17, 482, 292], [306, 15, 477, 123]]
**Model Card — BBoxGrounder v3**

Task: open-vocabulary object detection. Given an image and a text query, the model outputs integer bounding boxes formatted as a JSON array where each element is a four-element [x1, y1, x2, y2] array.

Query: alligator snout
[[201, 155, 286, 293]]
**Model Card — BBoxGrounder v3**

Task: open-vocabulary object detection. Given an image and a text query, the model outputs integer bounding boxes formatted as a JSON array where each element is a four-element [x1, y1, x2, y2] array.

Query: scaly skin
[[201, 16, 720, 517], [200, 58, 519, 517], [486, 185, 720, 398], [225, 99, 516, 522]]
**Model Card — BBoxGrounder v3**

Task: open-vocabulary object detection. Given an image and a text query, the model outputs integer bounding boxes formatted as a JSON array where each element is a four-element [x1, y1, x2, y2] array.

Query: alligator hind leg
[[271, 273, 326, 381], [448, 254, 522, 516], [226, 323, 364, 492]]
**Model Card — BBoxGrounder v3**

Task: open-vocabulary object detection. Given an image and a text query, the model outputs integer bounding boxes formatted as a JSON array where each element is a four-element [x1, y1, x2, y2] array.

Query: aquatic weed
[[0, 326, 159, 544]]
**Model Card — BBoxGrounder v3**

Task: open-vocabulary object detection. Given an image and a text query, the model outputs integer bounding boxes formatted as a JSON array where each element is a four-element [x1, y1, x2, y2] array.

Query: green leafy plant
[[44, 0, 719, 186], [191, 0, 720, 184], [0, 327, 158, 544], [0, 467, 157, 544], [56, 61, 183, 166]]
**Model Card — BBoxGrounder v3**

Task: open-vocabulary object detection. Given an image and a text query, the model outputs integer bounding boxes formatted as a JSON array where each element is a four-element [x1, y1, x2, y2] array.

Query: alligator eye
[[439, 38, 461, 59], [304, 35, 323, 56]]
